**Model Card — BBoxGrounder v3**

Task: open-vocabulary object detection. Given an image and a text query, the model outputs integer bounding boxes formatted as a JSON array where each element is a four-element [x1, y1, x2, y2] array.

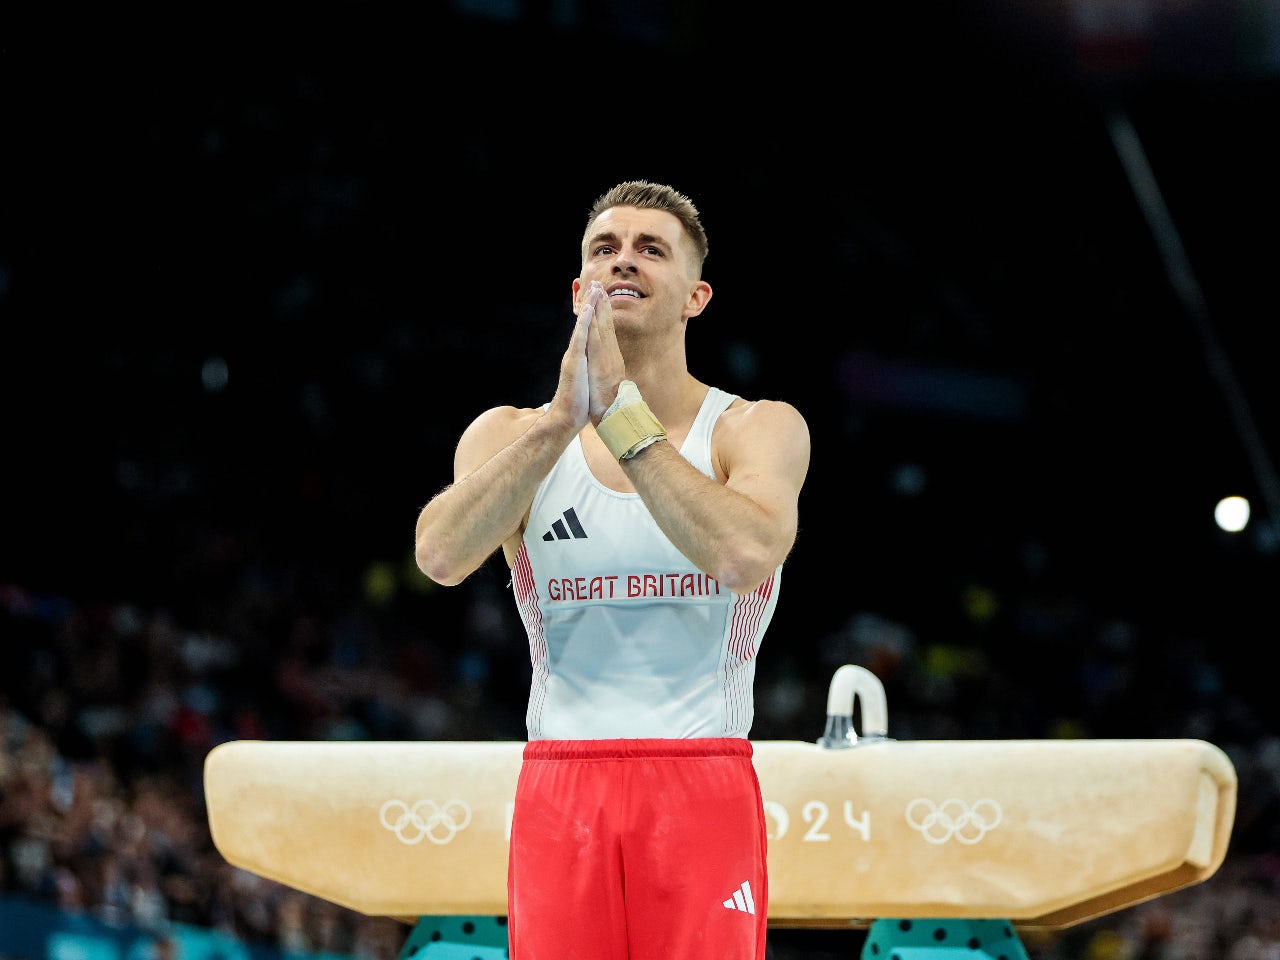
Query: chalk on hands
[[577, 281, 605, 328]]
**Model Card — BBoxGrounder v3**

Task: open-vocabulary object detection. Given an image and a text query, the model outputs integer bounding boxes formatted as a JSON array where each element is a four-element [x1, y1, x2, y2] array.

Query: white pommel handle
[[818, 664, 890, 748]]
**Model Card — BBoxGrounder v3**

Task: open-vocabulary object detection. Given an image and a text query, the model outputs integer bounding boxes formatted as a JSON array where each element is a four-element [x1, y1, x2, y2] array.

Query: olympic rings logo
[[379, 799, 472, 845], [905, 798, 1002, 845]]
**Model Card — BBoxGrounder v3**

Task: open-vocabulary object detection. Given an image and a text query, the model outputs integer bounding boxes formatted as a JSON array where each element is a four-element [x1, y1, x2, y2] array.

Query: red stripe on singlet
[[512, 544, 549, 730], [724, 573, 773, 731]]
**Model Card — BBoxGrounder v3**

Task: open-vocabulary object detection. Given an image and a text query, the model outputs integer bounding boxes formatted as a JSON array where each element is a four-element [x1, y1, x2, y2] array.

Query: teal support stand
[[395, 914, 1030, 960], [398, 915, 509, 959], [861, 918, 1030, 959]]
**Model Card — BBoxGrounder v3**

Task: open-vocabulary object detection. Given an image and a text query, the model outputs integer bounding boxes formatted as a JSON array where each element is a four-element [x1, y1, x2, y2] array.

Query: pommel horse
[[204, 665, 1237, 958]]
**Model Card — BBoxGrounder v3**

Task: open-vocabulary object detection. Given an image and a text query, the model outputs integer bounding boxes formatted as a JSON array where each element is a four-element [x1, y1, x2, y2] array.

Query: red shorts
[[507, 738, 768, 960]]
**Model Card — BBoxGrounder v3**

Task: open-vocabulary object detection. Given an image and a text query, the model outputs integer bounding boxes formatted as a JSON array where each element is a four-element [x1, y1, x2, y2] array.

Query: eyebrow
[[587, 230, 673, 252]]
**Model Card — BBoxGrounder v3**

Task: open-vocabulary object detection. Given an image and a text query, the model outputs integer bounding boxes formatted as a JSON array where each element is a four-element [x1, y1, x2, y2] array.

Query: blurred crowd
[[2, 547, 1278, 959]]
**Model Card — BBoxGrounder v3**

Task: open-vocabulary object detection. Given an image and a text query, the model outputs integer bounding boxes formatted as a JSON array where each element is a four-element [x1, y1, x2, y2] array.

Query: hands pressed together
[[555, 280, 627, 428]]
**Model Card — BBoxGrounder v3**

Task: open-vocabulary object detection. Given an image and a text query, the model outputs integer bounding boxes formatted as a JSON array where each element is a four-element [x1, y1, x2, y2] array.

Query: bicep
[[452, 405, 534, 482], [722, 400, 811, 536], [452, 405, 544, 551]]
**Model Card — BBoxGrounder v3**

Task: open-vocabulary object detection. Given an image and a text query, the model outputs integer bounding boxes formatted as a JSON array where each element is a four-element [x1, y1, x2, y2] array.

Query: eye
[[593, 244, 616, 257], [642, 245, 664, 257]]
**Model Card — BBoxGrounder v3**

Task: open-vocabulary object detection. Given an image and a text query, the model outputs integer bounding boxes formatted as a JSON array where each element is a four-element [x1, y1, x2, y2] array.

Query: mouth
[[607, 284, 644, 300]]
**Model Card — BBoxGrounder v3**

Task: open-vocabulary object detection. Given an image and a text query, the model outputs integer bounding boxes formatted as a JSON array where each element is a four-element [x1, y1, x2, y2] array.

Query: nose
[[612, 254, 637, 274]]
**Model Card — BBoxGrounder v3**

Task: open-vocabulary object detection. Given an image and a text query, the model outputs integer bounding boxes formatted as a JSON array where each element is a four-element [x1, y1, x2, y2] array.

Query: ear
[[571, 277, 584, 311], [684, 280, 713, 320]]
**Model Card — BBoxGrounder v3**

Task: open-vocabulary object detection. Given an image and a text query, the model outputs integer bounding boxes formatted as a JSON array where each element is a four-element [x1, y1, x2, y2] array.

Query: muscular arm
[[414, 405, 579, 586], [621, 398, 810, 595], [415, 291, 597, 586]]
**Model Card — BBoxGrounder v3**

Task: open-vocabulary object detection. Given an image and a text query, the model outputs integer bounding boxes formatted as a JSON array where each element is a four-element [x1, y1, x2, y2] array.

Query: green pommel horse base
[[203, 666, 1236, 960]]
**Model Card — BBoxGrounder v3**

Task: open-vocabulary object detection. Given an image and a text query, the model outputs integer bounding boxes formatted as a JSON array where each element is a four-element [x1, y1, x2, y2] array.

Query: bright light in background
[[1214, 495, 1250, 533]]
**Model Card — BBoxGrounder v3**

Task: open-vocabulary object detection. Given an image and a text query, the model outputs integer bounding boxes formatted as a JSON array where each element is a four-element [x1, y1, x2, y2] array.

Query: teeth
[[611, 289, 641, 298]]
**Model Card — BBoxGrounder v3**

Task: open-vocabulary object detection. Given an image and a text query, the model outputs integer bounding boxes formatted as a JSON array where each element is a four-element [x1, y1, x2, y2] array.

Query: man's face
[[574, 206, 703, 328]]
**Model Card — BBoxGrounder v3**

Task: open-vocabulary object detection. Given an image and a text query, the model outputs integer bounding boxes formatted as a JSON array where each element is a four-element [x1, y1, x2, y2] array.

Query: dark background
[[7, 2, 1277, 699], [2, 2, 1278, 953]]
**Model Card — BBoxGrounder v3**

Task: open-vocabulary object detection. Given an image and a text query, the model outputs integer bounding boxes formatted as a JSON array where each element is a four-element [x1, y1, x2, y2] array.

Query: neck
[[627, 370, 706, 429], [617, 323, 702, 423]]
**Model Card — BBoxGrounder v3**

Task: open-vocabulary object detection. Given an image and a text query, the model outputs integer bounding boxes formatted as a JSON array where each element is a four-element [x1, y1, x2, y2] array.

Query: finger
[[588, 282, 615, 332], [572, 296, 595, 336], [577, 281, 605, 324], [579, 281, 602, 315], [576, 309, 593, 350]]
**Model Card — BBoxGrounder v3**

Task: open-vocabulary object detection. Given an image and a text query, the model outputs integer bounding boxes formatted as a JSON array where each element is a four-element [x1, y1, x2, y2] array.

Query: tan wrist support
[[596, 380, 667, 460]]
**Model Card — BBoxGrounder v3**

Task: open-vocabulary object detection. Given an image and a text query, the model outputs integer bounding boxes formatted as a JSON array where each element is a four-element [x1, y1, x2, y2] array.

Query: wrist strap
[[596, 380, 667, 460]]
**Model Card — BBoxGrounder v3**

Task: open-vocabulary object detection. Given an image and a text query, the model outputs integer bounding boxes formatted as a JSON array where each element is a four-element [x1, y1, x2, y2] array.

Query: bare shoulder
[[462, 403, 544, 439], [720, 396, 810, 444], [715, 397, 811, 481], [453, 403, 545, 480]]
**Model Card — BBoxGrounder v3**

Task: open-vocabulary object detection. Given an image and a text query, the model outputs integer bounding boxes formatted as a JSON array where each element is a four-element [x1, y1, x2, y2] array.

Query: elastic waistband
[[523, 737, 752, 761]]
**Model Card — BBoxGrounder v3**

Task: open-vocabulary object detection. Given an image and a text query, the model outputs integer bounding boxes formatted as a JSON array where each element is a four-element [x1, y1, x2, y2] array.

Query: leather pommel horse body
[[204, 666, 1236, 957]]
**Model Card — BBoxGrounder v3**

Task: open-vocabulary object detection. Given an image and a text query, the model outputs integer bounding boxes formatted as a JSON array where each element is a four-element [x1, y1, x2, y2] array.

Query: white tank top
[[510, 387, 782, 740]]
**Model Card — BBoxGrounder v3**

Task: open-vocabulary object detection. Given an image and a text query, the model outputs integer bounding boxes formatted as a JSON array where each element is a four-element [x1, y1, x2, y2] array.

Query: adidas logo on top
[[542, 507, 588, 541], [722, 880, 756, 915]]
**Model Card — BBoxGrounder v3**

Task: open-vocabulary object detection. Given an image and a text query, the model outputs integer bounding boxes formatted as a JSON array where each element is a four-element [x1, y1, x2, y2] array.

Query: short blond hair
[[583, 180, 709, 272]]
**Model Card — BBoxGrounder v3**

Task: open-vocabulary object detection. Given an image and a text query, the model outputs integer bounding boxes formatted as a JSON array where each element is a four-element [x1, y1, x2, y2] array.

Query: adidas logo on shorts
[[722, 880, 756, 915]]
